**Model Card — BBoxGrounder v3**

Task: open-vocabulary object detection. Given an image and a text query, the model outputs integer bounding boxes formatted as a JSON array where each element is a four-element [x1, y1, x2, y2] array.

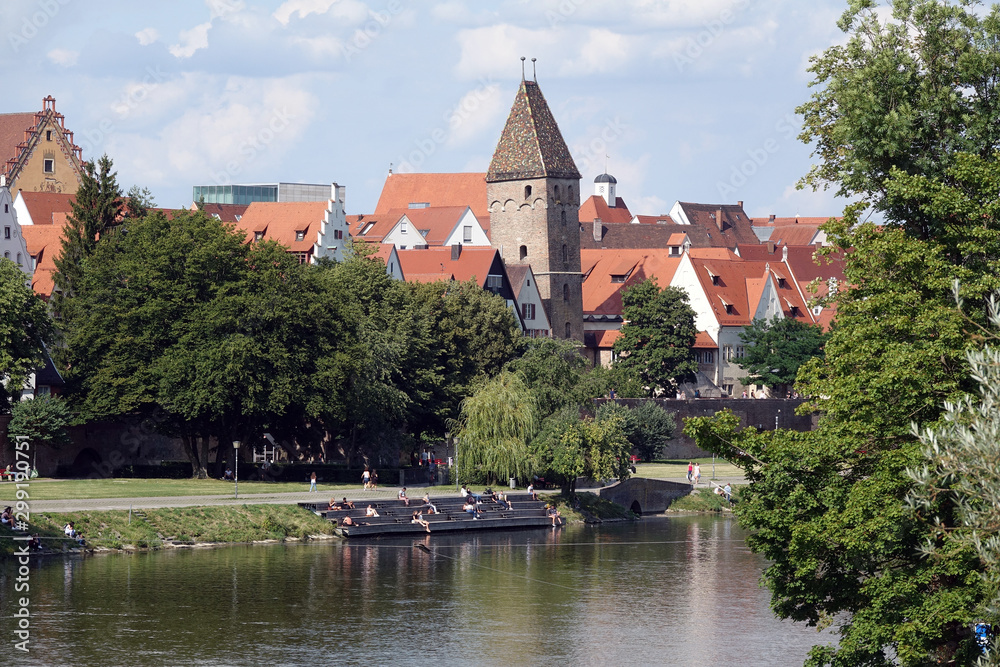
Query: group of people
[[686, 462, 702, 485], [713, 482, 734, 504], [361, 468, 379, 490], [63, 521, 85, 544]]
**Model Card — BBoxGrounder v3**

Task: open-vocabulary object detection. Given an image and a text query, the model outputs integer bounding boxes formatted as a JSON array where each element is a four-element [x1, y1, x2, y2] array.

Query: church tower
[[487, 70, 583, 341]]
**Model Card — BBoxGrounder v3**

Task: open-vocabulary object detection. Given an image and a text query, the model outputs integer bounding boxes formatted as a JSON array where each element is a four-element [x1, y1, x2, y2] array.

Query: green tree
[[736, 316, 827, 398], [454, 370, 537, 484], [596, 400, 676, 461], [542, 411, 630, 495], [612, 278, 697, 396], [507, 337, 590, 417], [0, 259, 55, 411], [8, 396, 73, 451]]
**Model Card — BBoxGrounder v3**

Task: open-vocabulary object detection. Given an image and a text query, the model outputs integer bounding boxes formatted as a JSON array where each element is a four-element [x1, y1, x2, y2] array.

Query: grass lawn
[[0, 478, 363, 501], [635, 457, 743, 481]]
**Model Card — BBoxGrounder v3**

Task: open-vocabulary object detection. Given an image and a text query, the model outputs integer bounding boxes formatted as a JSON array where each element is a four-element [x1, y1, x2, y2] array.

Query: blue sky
[[2, 0, 855, 218]]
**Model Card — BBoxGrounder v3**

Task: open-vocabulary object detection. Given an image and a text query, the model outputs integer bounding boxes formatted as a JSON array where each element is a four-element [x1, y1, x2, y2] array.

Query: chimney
[[715, 208, 724, 231], [782, 245, 788, 262], [769, 214, 775, 222], [451, 244, 462, 260], [737, 200, 743, 209], [593, 218, 602, 242], [766, 241, 775, 254]]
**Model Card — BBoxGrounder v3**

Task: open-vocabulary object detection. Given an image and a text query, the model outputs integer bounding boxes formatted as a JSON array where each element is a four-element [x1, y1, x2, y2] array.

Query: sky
[[1, 0, 857, 218]]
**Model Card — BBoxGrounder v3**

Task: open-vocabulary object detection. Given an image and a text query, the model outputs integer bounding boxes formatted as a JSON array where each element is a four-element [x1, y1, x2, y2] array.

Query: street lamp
[[233, 440, 240, 499]]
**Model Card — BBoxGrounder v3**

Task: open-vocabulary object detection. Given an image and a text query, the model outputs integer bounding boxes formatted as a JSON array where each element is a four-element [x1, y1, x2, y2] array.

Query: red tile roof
[[689, 255, 814, 326], [396, 247, 499, 286], [17, 191, 74, 225], [21, 220, 67, 298], [582, 202, 757, 250], [581, 248, 683, 317], [0, 112, 36, 170], [693, 331, 716, 348], [586, 329, 621, 349], [231, 202, 329, 253], [193, 203, 248, 222], [751, 216, 834, 227], [578, 195, 632, 224], [375, 173, 488, 221], [350, 211, 402, 243]]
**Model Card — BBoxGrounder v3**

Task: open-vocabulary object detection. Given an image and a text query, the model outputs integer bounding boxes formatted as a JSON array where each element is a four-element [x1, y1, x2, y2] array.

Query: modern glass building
[[192, 183, 330, 205]]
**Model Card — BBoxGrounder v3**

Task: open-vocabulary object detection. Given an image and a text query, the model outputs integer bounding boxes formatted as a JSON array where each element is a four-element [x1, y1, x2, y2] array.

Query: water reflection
[[1, 516, 832, 666]]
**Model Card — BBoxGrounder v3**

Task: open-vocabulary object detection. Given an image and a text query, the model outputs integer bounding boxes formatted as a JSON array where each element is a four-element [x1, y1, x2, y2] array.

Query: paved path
[[25, 475, 747, 513]]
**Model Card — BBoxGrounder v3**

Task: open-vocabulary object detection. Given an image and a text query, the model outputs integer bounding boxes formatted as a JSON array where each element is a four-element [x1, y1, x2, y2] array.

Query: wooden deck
[[299, 492, 557, 538]]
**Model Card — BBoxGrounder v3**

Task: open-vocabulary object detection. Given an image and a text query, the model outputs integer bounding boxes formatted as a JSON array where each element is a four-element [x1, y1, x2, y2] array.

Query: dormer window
[[254, 232, 264, 242], [361, 222, 375, 236], [790, 305, 800, 316], [669, 246, 680, 256], [611, 274, 627, 283], [777, 277, 787, 288], [295, 231, 305, 242], [707, 268, 719, 285]]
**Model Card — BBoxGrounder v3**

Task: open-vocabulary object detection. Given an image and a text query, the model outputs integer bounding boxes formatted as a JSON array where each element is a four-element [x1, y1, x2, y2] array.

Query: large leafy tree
[[0, 258, 55, 411], [612, 278, 697, 396], [531, 408, 630, 495], [596, 400, 676, 462], [688, 1, 1000, 663], [507, 337, 591, 418], [7, 396, 73, 451], [737, 316, 828, 398]]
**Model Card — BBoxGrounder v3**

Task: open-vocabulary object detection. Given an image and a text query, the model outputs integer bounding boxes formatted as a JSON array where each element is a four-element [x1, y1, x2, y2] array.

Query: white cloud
[[445, 82, 504, 148], [135, 28, 160, 46], [170, 22, 212, 58], [273, 0, 368, 26], [47, 49, 78, 67], [292, 35, 344, 59]]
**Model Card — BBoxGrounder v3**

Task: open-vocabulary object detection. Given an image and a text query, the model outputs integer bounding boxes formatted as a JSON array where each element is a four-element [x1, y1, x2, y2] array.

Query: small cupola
[[594, 173, 617, 207]]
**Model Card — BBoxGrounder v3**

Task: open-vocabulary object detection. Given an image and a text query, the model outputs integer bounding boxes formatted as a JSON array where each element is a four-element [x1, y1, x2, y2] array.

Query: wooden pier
[[300, 492, 557, 537]]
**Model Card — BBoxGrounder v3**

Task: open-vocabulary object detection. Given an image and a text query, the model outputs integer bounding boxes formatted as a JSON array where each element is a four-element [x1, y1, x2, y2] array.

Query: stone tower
[[487, 76, 583, 341]]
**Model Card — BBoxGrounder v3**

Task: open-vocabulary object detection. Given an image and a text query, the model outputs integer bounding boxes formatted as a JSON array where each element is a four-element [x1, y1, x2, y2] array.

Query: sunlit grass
[[0, 478, 362, 501], [635, 458, 743, 481]]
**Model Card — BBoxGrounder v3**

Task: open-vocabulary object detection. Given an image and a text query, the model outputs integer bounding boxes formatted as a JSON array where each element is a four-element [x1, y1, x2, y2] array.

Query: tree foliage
[[737, 316, 828, 397], [0, 258, 55, 411], [455, 370, 537, 484], [612, 278, 697, 396], [8, 396, 73, 450], [544, 411, 630, 495], [596, 400, 676, 461]]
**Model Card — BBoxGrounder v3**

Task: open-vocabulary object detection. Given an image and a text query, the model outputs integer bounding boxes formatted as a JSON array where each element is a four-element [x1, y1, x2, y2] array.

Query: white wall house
[[380, 206, 489, 250], [0, 187, 32, 278]]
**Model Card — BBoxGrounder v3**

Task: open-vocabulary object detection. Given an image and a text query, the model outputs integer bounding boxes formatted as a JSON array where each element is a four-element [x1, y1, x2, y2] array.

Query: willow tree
[[455, 371, 537, 484]]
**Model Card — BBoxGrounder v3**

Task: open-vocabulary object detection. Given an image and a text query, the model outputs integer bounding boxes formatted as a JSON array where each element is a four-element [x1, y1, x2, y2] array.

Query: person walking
[[693, 463, 701, 486], [686, 462, 693, 483], [309, 471, 317, 492], [362, 468, 371, 490]]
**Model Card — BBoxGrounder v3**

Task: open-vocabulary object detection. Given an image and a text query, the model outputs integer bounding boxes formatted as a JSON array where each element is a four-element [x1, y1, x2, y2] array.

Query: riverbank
[[667, 487, 739, 513], [0, 504, 336, 555]]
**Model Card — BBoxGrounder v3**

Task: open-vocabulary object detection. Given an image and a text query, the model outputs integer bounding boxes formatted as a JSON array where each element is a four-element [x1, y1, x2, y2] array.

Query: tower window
[[554, 185, 561, 201], [3, 226, 9, 239], [563, 283, 569, 301], [43, 159, 54, 173], [16, 253, 22, 266], [568, 186, 574, 201], [560, 210, 566, 226], [565, 322, 571, 338], [524, 185, 532, 199], [561, 244, 568, 263], [519, 245, 527, 261]]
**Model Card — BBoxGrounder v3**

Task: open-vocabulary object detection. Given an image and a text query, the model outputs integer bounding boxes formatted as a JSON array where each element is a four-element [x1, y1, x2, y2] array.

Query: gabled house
[[230, 187, 350, 263], [0, 187, 31, 278], [581, 200, 757, 251], [670, 249, 815, 396], [370, 243, 403, 281], [506, 265, 550, 338], [0, 96, 85, 195], [750, 214, 833, 246], [396, 245, 524, 330], [353, 206, 489, 250], [20, 215, 67, 298]]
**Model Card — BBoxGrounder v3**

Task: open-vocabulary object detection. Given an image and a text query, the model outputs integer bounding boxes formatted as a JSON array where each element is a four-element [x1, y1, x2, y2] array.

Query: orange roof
[[751, 216, 835, 227], [690, 256, 814, 326], [350, 212, 400, 242], [17, 191, 74, 225], [0, 112, 36, 170], [765, 225, 821, 246], [588, 329, 621, 348], [21, 221, 67, 298], [231, 202, 328, 252], [375, 173, 488, 222], [693, 331, 717, 348], [578, 195, 632, 224], [581, 248, 683, 317], [396, 247, 499, 286]]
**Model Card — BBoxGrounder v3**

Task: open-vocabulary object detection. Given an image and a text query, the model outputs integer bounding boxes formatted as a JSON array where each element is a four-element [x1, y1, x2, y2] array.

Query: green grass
[[668, 487, 740, 513], [0, 478, 361, 501], [0, 504, 336, 554], [635, 458, 743, 481]]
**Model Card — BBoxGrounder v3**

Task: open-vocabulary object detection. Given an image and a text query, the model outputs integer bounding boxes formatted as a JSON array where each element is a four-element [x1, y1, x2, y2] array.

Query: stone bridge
[[599, 477, 693, 515]]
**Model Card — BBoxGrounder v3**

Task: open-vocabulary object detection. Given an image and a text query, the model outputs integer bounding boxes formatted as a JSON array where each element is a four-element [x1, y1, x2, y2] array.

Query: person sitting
[[365, 505, 380, 518], [28, 534, 42, 551], [223, 467, 234, 481], [497, 491, 512, 511], [713, 485, 725, 497], [64, 522, 77, 538], [341, 498, 356, 510], [482, 488, 497, 503], [341, 516, 368, 527], [411, 511, 430, 532], [462, 501, 480, 519], [547, 505, 562, 527], [527, 483, 537, 501], [1, 506, 12, 525], [398, 487, 410, 506], [2, 464, 13, 481], [422, 494, 437, 514], [328, 498, 339, 510]]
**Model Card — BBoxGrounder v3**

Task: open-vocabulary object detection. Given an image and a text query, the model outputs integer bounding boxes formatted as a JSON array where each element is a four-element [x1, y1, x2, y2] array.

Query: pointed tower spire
[[487, 77, 581, 183]]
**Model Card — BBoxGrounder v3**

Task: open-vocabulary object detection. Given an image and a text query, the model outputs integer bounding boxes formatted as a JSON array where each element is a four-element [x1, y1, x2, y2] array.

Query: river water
[[1, 515, 832, 666]]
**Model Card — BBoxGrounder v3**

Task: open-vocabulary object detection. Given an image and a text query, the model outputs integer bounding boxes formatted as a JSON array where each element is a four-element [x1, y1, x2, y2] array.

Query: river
[[1, 515, 833, 666]]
